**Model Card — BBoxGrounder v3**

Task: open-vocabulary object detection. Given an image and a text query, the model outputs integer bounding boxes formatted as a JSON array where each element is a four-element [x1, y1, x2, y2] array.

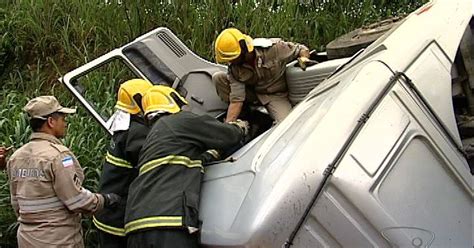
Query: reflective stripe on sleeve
[[124, 216, 183, 234], [93, 216, 125, 237], [18, 196, 64, 212], [139, 155, 203, 175], [105, 152, 132, 168], [206, 149, 220, 159], [64, 188, 94, 210]]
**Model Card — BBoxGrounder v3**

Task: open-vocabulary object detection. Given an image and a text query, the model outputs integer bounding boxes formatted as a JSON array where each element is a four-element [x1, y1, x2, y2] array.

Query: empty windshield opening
[[72, 58, 139, 122]]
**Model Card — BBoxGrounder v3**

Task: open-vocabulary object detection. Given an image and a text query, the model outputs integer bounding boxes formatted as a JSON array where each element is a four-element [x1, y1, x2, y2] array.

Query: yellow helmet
[[116, 79, 153, 114], [215, 28, 254, 63], [142, 85, 188, 116]]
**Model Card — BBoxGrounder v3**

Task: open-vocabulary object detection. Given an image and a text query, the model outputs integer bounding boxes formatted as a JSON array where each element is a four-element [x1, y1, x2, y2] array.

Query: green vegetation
[[0, 0, 424, 246]]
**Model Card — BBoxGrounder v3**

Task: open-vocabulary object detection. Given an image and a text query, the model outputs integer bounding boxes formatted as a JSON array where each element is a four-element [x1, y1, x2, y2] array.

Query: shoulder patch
[[62, 156, 74, 168], [50, 143, 70, 153]]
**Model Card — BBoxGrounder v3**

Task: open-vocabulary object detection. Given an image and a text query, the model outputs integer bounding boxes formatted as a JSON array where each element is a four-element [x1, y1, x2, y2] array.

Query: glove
[[297, 57, 318, 71], [229, 119, 249, 136], [102, 193, 121, 208]]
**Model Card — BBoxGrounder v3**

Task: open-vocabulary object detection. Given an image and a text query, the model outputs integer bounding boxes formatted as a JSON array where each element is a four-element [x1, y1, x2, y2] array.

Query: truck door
[[61, 27, 227, 134], [293, 70, 472, 247]]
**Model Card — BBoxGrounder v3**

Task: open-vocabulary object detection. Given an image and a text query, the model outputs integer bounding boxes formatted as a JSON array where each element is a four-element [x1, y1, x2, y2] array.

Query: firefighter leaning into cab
[[6, 96, 120, 248], [93, 79, 153, 248], [213, 27, 314, 123], [125, 85, 249, 247]]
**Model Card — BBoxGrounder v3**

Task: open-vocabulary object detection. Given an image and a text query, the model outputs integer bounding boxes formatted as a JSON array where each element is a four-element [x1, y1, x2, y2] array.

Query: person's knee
[[266, 97, 292, 122], [268, 107, 291, 122]]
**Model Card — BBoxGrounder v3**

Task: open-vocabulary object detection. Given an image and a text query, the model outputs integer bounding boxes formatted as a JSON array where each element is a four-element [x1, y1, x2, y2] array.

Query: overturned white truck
[[60, 0, 473, 246]]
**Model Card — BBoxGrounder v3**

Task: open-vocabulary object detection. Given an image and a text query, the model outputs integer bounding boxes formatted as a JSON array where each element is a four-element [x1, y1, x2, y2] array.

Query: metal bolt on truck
[[60, 0, 473, 246]]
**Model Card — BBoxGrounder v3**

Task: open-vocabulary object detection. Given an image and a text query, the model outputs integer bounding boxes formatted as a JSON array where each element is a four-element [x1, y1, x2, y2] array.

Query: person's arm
[[185, 115, 247, 151], [98, 131, 136, 199], [275, 40, 310, 63], [226, 101, 244, 123], [226, 72, 246, 122], [52, 153, 105, 214]]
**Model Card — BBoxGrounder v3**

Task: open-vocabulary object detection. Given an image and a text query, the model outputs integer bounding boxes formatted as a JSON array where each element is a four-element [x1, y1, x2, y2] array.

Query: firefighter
[[6, 96, 120, 248], [213, 27, 314, 123], [125, 85, 248, 247], [93, 79, 152, 248]]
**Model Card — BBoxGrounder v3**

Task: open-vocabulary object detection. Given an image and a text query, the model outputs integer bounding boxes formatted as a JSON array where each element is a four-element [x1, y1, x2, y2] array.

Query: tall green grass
[[0, 0, 425, 247]]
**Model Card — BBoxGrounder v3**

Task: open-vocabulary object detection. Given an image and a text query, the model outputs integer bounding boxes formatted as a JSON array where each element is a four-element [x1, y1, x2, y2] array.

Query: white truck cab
[[60, 0, 473, 246]]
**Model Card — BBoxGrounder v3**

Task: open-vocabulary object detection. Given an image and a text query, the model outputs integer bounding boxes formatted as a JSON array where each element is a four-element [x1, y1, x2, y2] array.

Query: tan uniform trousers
[[213, 71, 292, 122], [18, 222, 84, 248]]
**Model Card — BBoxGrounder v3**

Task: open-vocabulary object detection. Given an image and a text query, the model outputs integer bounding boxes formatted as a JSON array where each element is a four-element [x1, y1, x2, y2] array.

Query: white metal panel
[[134, 28, 222, 78], [377, 137, 471, 247], [350, 96, 410, 176], [372, 0, 471, 71], [405, 43, 462, 146], [293, 80, 472, 247]]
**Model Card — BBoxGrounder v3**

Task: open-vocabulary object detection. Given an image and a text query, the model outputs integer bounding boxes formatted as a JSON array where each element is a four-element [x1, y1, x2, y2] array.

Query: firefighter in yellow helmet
[[125, 85, 248, 248], [213, 28, 313, 123], [93, 79, 152, 248]]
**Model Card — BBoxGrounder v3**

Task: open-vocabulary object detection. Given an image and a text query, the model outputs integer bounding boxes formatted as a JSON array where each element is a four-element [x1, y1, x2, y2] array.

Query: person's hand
[[0, 146, 12, 169], [229, 119, 249, 136], [297, 57, 318, 71], [102, 193, 121, 208]]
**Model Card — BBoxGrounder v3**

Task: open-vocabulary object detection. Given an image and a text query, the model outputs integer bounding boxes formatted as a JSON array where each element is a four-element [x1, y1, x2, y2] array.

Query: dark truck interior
[[451, 18, 474, 174]]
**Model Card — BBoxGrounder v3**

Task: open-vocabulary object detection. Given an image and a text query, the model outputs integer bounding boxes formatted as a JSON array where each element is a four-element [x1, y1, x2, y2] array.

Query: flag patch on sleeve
[[62, 156, 74, 168]]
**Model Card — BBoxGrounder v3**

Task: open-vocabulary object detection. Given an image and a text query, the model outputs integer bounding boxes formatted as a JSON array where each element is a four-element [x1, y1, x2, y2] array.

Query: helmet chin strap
[[238, 39, 249, 61], [239, 39, 249, 54], [133, 94, 144, 114]]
